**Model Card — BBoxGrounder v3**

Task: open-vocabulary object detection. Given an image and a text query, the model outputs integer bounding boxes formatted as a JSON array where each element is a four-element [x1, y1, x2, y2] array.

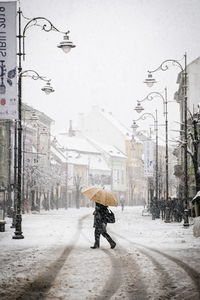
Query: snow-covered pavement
[[0, 207, 200, 300]]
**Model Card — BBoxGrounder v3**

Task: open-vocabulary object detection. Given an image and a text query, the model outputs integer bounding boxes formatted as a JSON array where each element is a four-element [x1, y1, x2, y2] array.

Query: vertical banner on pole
[[144, 140, 154, 177], [0, 1, 17, 120]]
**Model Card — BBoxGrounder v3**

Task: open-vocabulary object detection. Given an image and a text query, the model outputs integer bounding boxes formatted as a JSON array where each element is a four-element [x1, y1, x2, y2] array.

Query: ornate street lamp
[[20, 70, 55, 94], [145, 54, 189, 227], [22, 20, 75, 58], [57, 31, 76, 53], [13, 5, 75, 239], [132, 111, 159, 217], [144, 72, 157, 88], [134, 102, 144, 114], [134, 89, 171, 223], [13, 70, 53, 239]]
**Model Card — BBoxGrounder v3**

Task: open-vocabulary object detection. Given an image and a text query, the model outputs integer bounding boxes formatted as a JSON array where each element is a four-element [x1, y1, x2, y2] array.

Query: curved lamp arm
[[19, 69, 49, 81], [133, 112, 156, 123], [132, 111, 157, 135], [19, 70, 54, 94], [23, 16, 67, 35], [20, 7, 75, 60], [144, 56, 185, 88], [138, 91, 165, 103], [148, 58, 184, 73], [135, 90, 167, 115]]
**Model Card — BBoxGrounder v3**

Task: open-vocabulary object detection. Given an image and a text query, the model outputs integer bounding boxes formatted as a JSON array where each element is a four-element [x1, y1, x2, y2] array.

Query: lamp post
[[132, 110, 159, 218], [144, 53, 189, 227], [13, 5, 75, 239], [134, 89, 171, 222], [0, 186, 6, 232], [13, 70, 54, 239]]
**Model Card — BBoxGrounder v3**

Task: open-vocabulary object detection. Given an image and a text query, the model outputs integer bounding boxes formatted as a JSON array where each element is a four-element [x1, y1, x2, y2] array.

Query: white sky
[[13, 0, 200, 142]]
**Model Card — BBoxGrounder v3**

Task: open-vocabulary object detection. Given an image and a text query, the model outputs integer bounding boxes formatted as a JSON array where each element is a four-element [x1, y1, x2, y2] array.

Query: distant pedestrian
[[91, 202, 116, 249], [160, 197, 166, 220], [120, 195, 125, 211]]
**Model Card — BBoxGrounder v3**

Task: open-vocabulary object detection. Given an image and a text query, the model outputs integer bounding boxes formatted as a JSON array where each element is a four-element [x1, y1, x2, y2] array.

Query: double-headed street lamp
[[132, 110, 158, 217], [13, 6, 75, 239], [13, 70, 54, 239], [134, 89, 171, 223], [12, 70, 53, 229], [144, 54, 189, 227]]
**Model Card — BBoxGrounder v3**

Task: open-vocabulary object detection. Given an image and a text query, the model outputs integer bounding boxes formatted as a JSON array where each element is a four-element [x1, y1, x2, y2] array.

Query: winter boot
[[110, 241, 116, 249], [103, 233, 116, 249], [90, 241, 99, 249]]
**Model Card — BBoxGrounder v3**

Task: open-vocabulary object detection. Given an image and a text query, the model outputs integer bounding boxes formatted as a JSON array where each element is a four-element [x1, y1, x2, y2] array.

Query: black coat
[[93, 203, 109, 228]]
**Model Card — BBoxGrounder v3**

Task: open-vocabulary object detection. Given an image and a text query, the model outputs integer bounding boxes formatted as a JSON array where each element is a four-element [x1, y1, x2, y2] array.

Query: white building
[[86, 137, 127, 197], [54, 134, 112, 207], [77, 105, 131, 153], [174, 56, 200, 199], [77, 106, 147, 204], [175, 56, 200, 120]]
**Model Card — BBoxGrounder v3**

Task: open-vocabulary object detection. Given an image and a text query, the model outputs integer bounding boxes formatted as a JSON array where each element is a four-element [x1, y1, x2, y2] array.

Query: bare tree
[[187, 112, 200, 193]]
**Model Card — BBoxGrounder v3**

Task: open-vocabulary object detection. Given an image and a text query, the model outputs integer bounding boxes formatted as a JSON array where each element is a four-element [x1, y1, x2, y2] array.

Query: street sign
[[0, 1, 18, 120]]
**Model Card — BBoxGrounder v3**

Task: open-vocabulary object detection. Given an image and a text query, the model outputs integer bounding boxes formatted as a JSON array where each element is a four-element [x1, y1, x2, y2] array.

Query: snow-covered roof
[[86, 137, 127, 159], [51, 142, 110, 170], [22, 103, 54, 123], [91, 106, 132, 139], [66, 152, 110, 170], [51, 145, 66, 163], [56, 135, 101, 154]]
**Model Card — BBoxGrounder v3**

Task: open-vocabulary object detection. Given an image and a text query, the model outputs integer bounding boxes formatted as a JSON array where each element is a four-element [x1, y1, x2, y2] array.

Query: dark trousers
[[94, 226, 114, 247]]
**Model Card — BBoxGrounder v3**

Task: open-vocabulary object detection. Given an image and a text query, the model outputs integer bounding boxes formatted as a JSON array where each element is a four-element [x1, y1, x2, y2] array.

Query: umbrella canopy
[[82, 186, 118, 207]]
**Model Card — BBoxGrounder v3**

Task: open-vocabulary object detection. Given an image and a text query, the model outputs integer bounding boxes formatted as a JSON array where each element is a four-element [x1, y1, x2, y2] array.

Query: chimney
[[68, 120, 75, 137]]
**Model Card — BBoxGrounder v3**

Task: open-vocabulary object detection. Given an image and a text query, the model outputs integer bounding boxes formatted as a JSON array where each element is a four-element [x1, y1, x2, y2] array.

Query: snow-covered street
[[0, 207, 200, 300]]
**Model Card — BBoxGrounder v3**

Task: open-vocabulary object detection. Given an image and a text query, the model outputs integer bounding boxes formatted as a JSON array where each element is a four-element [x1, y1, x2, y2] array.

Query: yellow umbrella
[[82, 186, 118, 207]]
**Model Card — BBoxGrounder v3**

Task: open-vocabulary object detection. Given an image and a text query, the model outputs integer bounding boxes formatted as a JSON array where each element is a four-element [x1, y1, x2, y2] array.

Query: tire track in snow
[[85, 245, 148, 300], [138, 248, 176, 299], [4, 215, 89, 300], [112, 231, 200, 299], [117, 246, 149, 300], [93, 249, 122, 300], [80, 217, 124, 299], [80, 218, 148, 300], [145, 246, 200, 299]]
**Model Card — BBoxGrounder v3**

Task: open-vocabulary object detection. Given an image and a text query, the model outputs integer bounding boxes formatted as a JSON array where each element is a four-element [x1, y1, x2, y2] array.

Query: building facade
[[174, 56, 200, 215]]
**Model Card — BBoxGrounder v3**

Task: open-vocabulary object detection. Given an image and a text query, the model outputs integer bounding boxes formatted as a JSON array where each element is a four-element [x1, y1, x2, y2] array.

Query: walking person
[[160, 197, 166, 220], [91, 202, 116, 249], [120, 194, 125, 212]]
